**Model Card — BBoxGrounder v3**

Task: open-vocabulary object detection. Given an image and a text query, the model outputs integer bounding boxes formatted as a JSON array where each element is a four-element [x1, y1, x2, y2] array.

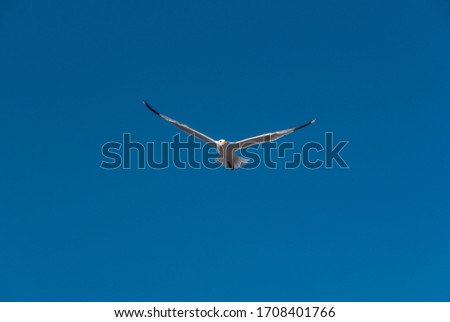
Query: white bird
[[143, 101, 316, 169]]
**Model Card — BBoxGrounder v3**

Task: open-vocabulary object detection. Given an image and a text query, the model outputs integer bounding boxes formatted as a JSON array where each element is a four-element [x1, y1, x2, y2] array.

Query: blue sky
[[1, 0, 449, 301]]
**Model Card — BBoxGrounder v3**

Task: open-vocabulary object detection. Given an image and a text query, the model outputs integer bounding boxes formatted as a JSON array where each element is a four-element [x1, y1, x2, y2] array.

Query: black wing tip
[[142, 100, 161, 116], [294, 118, 316, 131]]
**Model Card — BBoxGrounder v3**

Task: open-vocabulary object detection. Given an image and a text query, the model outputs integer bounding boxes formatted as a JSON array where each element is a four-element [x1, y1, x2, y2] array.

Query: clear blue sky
[[1, 0, 449, 301]]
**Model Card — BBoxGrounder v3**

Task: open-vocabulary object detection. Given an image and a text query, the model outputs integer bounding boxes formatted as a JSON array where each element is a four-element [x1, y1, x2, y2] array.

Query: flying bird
[[143, 101, 315, 169]]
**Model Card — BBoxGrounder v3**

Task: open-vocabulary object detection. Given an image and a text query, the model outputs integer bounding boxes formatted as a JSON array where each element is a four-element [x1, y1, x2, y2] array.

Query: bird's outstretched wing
[[143, 101, 217, 146], [229, 119, 316, 150]]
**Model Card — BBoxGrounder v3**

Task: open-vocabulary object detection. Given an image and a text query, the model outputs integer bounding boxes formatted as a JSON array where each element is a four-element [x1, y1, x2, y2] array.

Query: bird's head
[[218, 139, 228, 146]]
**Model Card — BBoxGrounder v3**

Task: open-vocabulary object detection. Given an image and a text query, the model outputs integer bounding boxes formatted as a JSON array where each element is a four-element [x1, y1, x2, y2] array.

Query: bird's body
[[216, 143, 249, 170], [142, 101, 315, 169]]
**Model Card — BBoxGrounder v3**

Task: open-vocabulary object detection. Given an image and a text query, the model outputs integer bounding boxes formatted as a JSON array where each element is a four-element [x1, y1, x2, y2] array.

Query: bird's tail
[[233, 155, 249, 169], [216, 155, 249, 169]]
